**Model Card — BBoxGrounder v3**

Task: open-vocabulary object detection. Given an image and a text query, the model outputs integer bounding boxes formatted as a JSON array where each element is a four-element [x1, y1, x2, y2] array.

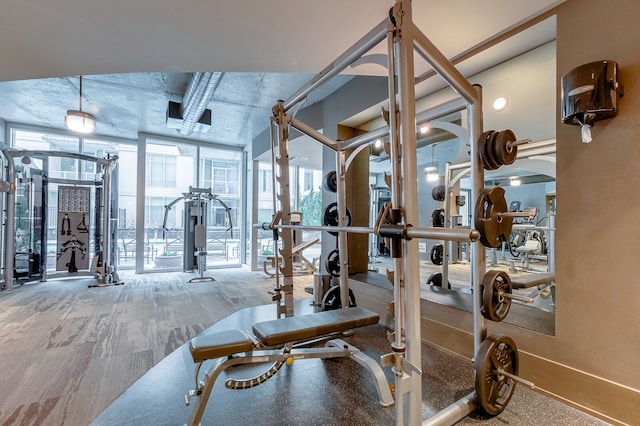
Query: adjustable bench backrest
[[252, 307, 379, 346]]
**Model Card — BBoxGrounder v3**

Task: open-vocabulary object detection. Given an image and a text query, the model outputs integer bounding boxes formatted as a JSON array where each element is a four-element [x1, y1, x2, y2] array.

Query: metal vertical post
[[469, 85, 486, 353], [442, 162, 451, 287], [335, 149, 349, 308], [100, 159, 112, 283], [395, 1, 422, 423], [3, 154, 15, 290], [273, 102, 294, 317]]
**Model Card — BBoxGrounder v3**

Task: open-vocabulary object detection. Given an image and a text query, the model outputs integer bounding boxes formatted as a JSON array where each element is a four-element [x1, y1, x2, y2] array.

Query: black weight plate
[[475, 187, 512, 248], [484, 131, 501, 170], [493, 130, 518, 166], [322, 203, 352, 236], [481, 270, 513, 322], [431, 185, 446, 202], [432, 208, 445, 228], [325, 249, 340, 277], [478, 131, 495, 171], [430, 244, 443, 265], [426, 272, 451, 289], [323, 171, 338, 192], [474, 335, 519, 416], [321, 285, 357, 311]]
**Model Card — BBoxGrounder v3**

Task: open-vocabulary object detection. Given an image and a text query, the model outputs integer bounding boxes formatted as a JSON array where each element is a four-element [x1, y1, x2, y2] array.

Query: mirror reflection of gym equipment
[[1, 149, 122, 288], [161, 186, 233, 282]]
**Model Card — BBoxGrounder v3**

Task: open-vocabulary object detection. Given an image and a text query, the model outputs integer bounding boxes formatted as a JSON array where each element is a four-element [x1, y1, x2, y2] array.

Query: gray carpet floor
[[0, 267, 311, 426], [0, 267, 609, 426]]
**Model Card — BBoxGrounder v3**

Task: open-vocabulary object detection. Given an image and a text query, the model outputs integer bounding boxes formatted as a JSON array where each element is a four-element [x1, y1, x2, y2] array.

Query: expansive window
[[141, 140, 242, 271], [198, 146, 243, 268]]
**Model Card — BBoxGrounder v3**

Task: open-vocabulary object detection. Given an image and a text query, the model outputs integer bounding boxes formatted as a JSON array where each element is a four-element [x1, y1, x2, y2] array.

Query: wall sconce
[[371, 139, 385, 156], [492, 97, 508, 112]]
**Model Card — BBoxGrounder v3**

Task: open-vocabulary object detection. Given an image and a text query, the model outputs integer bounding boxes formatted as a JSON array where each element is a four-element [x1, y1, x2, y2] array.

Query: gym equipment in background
[[1, 149, 121, 288], [161, 186, 233, 278]]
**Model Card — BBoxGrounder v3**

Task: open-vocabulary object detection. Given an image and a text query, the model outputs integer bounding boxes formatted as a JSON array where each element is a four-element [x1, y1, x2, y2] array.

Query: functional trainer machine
[[1, 149, 122, 289], [161, 186, 232, 281]]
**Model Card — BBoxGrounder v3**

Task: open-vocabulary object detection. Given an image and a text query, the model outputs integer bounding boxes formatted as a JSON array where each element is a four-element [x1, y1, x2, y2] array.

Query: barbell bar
[[497, 211, 537, 220], [499, 291, 535, 305], [257, 222, 480, 242], [507, 138, 531, 149], [497, 368, 536, 389]]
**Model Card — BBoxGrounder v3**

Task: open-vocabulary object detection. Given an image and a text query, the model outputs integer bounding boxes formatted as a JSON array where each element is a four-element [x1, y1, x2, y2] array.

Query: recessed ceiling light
[[492, 97, 508, 112], [419, 125, 430, 134]]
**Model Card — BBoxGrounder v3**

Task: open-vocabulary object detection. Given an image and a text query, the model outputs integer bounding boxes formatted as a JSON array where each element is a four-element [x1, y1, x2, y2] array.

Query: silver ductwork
[[178, 72, 221, 136]]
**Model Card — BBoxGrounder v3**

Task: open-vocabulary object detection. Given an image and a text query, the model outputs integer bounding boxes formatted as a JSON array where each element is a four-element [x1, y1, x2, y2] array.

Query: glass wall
[[142, 139, 243, 271], [253, 161, 322, 266], [8, 126, 244, 276]]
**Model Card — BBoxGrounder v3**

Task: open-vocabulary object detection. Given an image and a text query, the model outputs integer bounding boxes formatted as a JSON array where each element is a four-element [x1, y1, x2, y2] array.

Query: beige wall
[[419, 0, 640, 424]]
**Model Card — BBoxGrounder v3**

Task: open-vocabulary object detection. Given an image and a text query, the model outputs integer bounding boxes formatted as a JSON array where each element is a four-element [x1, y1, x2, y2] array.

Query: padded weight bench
[[510, 272, 555, 289], [184, 307, 394, 425]]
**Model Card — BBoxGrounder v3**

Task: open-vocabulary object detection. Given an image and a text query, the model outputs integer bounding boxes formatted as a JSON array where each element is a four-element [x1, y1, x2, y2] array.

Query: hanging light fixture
[[426, 144, 439, 182], [65, 76, 95, 134]]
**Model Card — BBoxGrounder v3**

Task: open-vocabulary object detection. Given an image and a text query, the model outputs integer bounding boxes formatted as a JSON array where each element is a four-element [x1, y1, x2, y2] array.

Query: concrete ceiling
[[0, 0, 564, 164]]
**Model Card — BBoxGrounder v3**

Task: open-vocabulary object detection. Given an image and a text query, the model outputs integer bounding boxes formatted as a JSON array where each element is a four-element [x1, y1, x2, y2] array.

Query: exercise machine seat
[[515, 239, 540, 254], [190, 329, 253, 363], [253, 307, 379, 347]]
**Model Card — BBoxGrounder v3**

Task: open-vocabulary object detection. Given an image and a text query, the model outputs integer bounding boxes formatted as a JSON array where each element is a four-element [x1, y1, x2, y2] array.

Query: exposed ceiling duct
[[170, 72, 222, 136]]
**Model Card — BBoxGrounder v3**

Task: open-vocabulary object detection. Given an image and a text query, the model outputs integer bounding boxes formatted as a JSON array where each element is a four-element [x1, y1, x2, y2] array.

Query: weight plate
[[432, 208, 445, 228], [475, 187, 513, 248], [322, 202, 352, 236], [323, 171, 338, 193], [321, 285, 357, 311], [426, 272, 451, 289], [325, 249, 340, 277], [493, 130, 517, 166], [478, 131, 494, 171], [430, 244, 444, 265], [481, 270, 513, 322], [431, 185, 446, 202], [483, 131, 501, 170], [474, 335, 519, 416]]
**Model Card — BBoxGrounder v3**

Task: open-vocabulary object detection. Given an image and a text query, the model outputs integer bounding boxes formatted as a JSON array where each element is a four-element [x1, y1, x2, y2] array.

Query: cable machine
[[1, 149, 122, 289], [161, 186, 233, 281]]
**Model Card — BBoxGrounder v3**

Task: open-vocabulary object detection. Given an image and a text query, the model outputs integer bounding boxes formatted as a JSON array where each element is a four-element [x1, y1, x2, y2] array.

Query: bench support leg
[[326, 339, 395, 407]]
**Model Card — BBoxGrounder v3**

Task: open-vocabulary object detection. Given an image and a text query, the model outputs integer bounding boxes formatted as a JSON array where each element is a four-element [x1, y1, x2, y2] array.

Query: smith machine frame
[[258, 1, 539, 424]]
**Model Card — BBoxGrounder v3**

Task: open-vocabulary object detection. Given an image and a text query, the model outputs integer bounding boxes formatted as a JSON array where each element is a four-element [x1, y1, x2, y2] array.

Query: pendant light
[[65, 76, 95, 134], [426, 144, 439, 182]]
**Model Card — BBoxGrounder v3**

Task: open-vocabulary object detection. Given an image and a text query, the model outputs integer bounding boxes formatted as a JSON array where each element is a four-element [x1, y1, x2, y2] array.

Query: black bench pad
[[252, 307, 379, 347], [189, 329, 253, 363], [511, 272, 555, 289]]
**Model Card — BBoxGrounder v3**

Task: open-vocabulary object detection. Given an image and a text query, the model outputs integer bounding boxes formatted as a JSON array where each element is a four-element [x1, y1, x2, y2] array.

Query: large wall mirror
[[367, 18, 557, 335]]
